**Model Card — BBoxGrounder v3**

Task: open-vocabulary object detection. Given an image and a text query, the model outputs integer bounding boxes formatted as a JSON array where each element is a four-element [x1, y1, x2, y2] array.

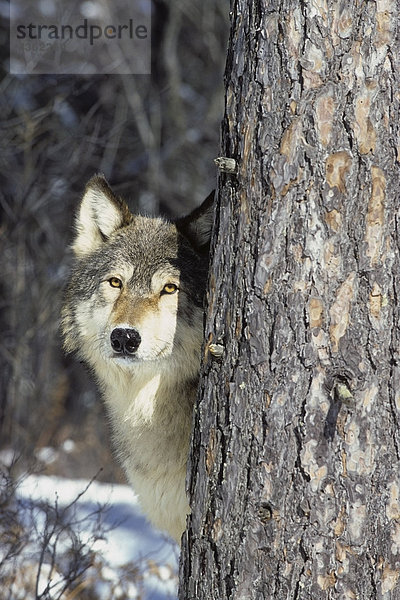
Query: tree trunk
[[179, 0, 400, 598]]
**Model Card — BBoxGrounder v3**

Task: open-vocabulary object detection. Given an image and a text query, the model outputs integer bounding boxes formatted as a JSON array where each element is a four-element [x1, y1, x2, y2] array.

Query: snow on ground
[[12, 474, 179, 599]]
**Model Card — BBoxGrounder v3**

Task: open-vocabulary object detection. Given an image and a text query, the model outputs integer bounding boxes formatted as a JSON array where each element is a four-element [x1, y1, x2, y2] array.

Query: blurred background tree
[[0, 0, 229, 480]]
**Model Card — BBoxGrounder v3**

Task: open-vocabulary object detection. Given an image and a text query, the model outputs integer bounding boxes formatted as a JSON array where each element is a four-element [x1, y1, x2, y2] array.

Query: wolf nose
[[110, 328, 141, 355]]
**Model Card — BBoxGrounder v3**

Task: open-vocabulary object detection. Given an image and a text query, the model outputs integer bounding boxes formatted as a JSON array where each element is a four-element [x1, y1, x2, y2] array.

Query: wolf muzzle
[[110, 327, 141, 355]]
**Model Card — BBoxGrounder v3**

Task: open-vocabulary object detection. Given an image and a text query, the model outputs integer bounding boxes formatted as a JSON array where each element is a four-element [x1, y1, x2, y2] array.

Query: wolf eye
[[161, 283, 178, 295], [109, 277, 122, 289]]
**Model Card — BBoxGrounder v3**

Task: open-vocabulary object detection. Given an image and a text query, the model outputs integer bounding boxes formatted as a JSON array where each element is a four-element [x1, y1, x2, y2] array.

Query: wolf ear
[[72, 174, 133, 257], [176, 190, 215, 254]]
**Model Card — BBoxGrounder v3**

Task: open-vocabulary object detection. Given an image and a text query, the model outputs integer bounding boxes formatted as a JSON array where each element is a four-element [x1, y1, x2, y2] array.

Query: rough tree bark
[[179, 0, 400, 598]]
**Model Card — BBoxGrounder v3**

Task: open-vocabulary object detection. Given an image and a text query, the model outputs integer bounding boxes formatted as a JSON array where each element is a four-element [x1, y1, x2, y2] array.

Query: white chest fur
[[100, 367, 194, 542]]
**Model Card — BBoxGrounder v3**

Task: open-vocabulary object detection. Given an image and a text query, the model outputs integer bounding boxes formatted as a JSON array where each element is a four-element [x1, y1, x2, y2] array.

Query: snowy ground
[[5, 472, 179, 599]]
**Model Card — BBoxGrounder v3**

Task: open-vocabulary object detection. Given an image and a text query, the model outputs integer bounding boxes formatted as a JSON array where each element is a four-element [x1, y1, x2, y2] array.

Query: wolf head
[[62, 175, 214, 384]]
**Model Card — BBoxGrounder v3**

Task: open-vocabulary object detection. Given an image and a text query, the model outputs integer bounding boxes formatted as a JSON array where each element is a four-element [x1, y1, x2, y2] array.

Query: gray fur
[[61, 175, 213, 542]]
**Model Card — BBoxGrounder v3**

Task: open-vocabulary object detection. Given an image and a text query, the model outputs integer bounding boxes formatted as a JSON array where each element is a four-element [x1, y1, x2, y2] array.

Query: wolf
[[61, 175, 214, 543]]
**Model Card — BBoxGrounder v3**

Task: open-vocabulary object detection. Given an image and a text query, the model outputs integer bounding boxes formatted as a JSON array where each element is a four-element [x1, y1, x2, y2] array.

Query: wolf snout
[[110, 327, 141, 355]]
